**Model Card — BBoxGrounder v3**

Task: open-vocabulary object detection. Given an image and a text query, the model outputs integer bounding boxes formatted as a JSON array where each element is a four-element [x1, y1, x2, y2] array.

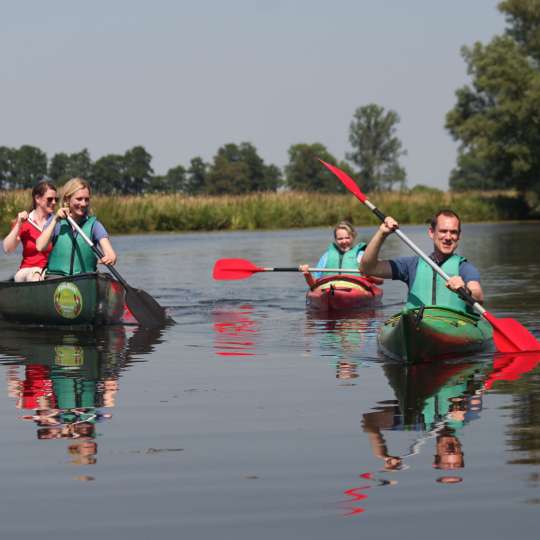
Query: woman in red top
[[2, 177, 58, 282]]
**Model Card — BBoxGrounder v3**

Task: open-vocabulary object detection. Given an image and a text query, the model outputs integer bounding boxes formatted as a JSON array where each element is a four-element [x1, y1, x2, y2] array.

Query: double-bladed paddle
[[66, 216, 168, 329], [213, 257, 383, 284], [319, 159, 540, 354]]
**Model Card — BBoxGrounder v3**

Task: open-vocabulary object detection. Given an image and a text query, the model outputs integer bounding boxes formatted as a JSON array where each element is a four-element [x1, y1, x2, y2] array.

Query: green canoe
[[378, 305, 493, 363], [0, 272, 126, 327]]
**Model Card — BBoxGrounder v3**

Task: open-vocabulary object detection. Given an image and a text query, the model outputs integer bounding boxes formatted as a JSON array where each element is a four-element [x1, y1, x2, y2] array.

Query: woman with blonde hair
[[37, 177, 117, 276], [299, 220, 366, 281], [2, 176, 58, 281]]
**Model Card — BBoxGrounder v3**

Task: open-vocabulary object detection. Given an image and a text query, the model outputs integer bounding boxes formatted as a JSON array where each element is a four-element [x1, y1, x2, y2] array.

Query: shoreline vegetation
[[0, 189, 529, 236]]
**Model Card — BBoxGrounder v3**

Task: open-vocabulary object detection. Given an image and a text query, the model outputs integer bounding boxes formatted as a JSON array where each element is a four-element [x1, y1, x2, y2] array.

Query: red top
[[17, 218, 52, 269]]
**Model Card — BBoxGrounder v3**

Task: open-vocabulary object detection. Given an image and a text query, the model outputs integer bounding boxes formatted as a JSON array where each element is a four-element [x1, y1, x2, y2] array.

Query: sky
[[1, 0, 506, 189]]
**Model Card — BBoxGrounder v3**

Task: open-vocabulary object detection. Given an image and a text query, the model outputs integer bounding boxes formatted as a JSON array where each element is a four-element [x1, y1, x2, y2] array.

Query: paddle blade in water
[[482, 311, 540, 353], [125, 287, 168, 329], [212, 258, 263, 280], [319, 159, 367, 203]]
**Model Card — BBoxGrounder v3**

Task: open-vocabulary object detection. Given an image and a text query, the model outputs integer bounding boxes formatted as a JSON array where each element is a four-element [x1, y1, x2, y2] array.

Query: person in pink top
[[2, 176, 58, 282]]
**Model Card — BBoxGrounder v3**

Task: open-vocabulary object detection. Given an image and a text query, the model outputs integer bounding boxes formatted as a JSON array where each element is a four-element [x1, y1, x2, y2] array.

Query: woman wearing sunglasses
[[2, 176, 58, 282]]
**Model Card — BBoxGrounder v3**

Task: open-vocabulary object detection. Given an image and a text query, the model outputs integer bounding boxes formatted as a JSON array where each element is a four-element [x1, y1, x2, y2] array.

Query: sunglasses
[[45, 197, 59, 203]]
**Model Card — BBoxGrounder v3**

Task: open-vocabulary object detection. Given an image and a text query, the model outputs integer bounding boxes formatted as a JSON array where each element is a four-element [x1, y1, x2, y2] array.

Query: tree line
[[0, 104, 406, 196]]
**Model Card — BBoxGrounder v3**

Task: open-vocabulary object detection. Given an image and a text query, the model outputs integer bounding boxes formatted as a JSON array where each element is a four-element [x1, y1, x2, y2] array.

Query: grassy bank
[[0, 190, 528, 236]]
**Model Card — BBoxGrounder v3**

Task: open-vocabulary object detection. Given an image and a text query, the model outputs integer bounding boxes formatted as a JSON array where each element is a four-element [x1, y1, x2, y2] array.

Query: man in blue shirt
[[360, 209, 484, 307]]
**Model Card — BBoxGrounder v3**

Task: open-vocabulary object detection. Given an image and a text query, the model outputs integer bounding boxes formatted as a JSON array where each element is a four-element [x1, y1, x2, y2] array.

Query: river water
[[0, 222, 539, 539]]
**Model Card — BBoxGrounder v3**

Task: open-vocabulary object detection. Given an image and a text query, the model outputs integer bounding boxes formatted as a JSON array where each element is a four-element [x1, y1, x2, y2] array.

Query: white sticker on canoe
[[54, 282, 83, 319]]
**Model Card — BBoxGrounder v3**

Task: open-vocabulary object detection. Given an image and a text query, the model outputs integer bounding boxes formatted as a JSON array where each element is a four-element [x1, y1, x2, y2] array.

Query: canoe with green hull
[[0, 272, 126, 327], [378, 305, 493, 363]]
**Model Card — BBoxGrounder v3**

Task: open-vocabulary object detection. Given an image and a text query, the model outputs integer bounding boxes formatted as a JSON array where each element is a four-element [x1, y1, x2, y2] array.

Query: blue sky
[[1, 0, 505, 189]]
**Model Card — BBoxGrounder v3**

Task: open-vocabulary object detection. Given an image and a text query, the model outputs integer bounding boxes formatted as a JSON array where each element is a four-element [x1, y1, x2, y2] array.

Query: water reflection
[[344, 360, 484, 515], [344, 352, 540, 515], [485, 352, 540, 473], [1, 325, 163, 467], [305, 309, 381, 361], [212, 304, 258, 357]]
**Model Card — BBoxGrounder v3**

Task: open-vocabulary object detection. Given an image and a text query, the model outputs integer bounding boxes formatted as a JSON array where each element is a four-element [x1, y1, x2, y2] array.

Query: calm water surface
[[0, 222, 539, 539]]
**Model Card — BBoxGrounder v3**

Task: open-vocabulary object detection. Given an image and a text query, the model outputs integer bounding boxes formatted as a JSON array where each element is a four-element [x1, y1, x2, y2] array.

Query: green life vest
[[321, 242, 366, 276], [406, 254, 468, 311], [47, 216, 98, 276]]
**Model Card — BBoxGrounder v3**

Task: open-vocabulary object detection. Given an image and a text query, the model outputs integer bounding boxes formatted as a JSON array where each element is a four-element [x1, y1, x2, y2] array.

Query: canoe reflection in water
[[305, 309, 382, 374], [343, 360, 484, 516], [344, 352, 540, 515], [1, 324, 163, 465]]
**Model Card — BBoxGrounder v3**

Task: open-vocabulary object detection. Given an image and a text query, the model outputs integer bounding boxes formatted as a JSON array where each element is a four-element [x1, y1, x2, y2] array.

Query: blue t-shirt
[[389, 255, 480, 289], [44, 215, 108, 244]]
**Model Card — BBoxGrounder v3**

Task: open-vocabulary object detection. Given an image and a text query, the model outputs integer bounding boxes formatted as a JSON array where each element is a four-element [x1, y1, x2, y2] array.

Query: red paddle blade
[[482, 311, 540, 353], [212, 258, 263, 280], [319, 159, 367, 203]]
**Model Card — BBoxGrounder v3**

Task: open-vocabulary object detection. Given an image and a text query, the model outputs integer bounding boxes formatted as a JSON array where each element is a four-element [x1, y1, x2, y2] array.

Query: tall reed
[[0, 189, 527, 236]]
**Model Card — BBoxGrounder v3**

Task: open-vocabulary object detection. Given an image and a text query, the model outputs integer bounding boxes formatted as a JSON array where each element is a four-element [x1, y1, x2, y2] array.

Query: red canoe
[[305, 274, 383, 312]]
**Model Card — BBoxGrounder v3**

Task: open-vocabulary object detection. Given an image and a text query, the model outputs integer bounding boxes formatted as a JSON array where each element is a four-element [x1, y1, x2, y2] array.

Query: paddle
[[213, 257, 383, 283], [66, 216, 168, 329], [320, 159, 540, 353]]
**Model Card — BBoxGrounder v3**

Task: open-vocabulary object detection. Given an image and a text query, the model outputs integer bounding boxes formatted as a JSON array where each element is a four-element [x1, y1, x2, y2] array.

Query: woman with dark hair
[[2, 176, 58, 282]]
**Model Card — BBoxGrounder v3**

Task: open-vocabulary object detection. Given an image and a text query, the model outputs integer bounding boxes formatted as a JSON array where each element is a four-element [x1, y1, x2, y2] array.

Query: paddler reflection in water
[[344, 376, 479, 516], [361, 363, 482, 475], [36, 177, 117, 277], [6, 336, 119, 466], [360, 209, 484, 308], [299, 221, 367, 286]]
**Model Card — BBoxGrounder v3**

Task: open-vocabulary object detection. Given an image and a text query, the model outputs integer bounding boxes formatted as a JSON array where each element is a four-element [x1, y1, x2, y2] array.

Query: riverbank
[[0, 189, 528, 235]]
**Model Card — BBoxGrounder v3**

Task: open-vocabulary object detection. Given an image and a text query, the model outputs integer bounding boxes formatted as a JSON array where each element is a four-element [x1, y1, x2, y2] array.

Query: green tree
[[90, 154, 124, 194], [185, 157, 208, 195], [284, 143, 350, 193], [162, 165, 187, 193], [205, 143, 281, 195], [0, 146, 16, 189], [446, 0, 540, 194], [12, 145, 48, 189], [123, 146, 153, 194], [347, 104, 407, 192], [49, 149, 92, 186], [501, 0, 540, 61]]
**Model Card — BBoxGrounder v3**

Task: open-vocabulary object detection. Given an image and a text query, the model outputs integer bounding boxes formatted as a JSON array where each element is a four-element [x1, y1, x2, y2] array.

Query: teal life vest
[[421, 381, 468, 431], [47, 216, 98, 276], [321, 242, 366, 276], [52, 377, 98, 410], [405, 254, 468, 311]]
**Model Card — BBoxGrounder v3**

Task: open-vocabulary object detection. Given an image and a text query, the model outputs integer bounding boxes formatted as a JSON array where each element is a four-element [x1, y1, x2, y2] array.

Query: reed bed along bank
[[0, 189, 528, 236]]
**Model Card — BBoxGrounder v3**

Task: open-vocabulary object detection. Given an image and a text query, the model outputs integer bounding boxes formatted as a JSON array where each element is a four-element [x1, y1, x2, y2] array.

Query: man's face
[[429, 215, 461, 257], [434, 435, 464, 469]]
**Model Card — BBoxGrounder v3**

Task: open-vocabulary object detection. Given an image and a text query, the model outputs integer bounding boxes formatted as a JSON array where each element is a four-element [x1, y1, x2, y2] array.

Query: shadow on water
[[0, 324, 164, 469], [343, 352, 540, 516]]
